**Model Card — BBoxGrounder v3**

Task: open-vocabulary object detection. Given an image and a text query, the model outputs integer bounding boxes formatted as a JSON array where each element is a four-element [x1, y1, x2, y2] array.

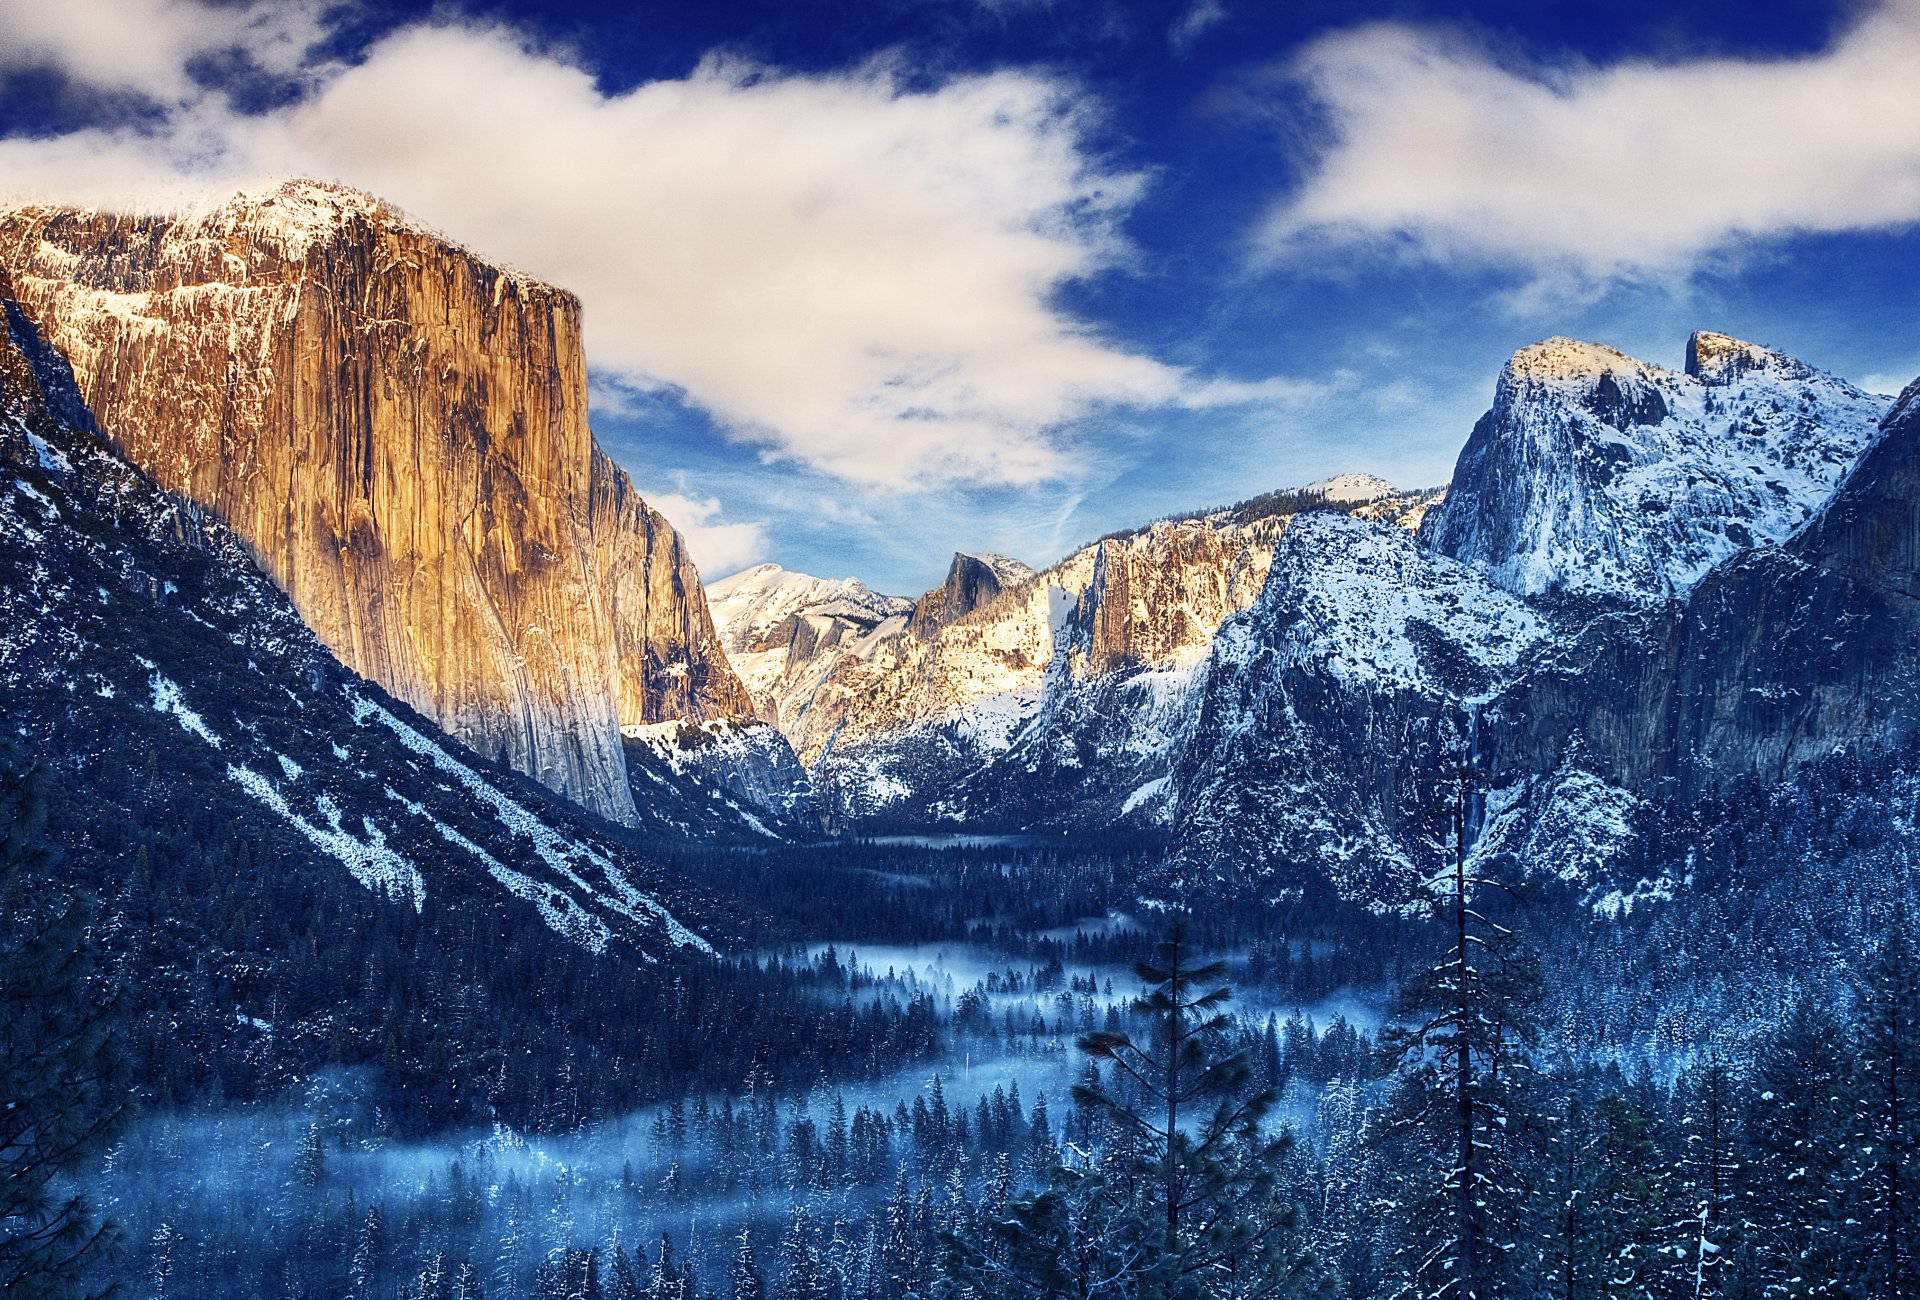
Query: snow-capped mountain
[[1160, 334, 1918, 908], [1421, 333, 1887, 603], [709, 484, 1437, 831], [0, 179, 754, 826], [0, 269, 746, 965], [706, 563, 914, 728], [1166, 511, 1556, 902]]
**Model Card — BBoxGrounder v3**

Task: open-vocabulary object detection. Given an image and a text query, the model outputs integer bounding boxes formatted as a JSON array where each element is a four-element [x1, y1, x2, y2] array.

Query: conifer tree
[[1848, 915, 1920, 1298], [1740, 994, 1853, 1300], [0, 739, 128, 1299], [1374, 765, 1540, 1300], [945, 921, 1304, 1299], [730, 1228, 766, 1300]]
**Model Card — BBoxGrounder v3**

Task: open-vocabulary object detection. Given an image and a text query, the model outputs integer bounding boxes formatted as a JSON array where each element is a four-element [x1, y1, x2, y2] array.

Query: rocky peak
[[0, 182, 753, 824], [1684, 330, 1809, 387], [911, 551, 1034, 632], [1421, 334, 1884, 603]]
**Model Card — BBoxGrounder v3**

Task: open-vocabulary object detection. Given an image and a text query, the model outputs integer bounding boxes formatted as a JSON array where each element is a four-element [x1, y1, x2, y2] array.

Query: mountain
[[706, 563, 914, 728], [1420, 333, 1886, 603], [0, 179, 753, 826], [1166, 510, 1554, 902], [1163, 334, 1911, 907], [0, 266, 735, 963], [709, 485, 1438, 831]]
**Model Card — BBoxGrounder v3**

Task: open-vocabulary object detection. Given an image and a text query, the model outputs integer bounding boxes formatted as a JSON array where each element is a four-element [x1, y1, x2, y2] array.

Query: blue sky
[[3, 0, 1918, 593]]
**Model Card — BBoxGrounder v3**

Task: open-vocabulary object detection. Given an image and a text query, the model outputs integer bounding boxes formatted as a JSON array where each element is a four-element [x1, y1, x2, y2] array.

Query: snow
[[352, 692, 713, 954], [1261, 513, 1549, 694], [149, 673, 222, 747], [1304, 472, 1398, 502], [227, 764, 425, 911], [1120, 774, 1170, 815], [276, 753, 303, 781], [26, 432, 70, 474], [383, 787, 614, 954], [1426, 333, 1886, 602]]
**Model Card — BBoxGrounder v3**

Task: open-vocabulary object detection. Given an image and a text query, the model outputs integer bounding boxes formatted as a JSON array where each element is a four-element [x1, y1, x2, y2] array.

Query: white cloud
[[0, 15, 1308, 489], [643, 491, 768, 577], [1261, 0, 1920, 279], [1170, 1, 1228, 56], [0, 0, 330, 100]]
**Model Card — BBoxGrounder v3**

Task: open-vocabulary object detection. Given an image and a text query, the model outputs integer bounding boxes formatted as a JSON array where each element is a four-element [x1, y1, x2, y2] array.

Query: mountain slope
[[0, 268, 738, 963], [1421, 333, 1885, 603], [0, 179, 752, 825]]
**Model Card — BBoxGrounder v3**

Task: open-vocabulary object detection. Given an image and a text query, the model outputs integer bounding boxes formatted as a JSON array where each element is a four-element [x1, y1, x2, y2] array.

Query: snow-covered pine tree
[[1374, 764, 1540, 1300], [1846, 913, 1920, 1298], [729, 1228, 765, 1300], [1738, 994, 1854, 1300]]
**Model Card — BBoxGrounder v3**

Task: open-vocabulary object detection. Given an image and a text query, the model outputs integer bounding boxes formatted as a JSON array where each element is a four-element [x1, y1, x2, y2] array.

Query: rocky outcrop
[[705, 564, 913, 729], [710, 487, 1435, 832], [1163, 339, 1914, 906], [1420, 334, 1884, 603], [0, 180, 751, 824], [910, 552, 1034, 633]]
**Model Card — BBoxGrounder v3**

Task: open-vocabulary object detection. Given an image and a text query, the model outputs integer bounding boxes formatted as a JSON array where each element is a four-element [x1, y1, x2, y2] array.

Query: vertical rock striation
[[0, 179, 750, 824]]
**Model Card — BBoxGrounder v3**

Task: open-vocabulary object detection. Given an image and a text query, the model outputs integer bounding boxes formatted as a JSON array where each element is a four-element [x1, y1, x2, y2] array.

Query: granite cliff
[[0, 179, 752, 824]]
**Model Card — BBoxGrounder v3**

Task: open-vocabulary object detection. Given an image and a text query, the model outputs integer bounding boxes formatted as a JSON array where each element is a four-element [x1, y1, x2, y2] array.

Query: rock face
[[703, 485, 1440, 831], [0, 270, 731, 961], [911, 552, 1035, 632], [1420, 334, 1885, 603], [1167, 511, 1555, 901], [0, 180, 752, 824], [1164, 336, 1914, 907]]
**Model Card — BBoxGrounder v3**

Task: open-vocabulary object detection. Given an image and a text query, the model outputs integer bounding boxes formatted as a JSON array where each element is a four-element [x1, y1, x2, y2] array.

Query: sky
[[2, 0, 1918, 593]]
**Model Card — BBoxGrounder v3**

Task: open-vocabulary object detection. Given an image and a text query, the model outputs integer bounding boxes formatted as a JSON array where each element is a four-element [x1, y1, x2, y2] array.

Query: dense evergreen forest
[[10, 737, 1920, 1298]]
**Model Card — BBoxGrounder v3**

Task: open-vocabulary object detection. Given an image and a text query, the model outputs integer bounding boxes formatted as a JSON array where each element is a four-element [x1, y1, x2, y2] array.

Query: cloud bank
[[1262, 0, 1920, 280], [0, 7, 1283, 490]]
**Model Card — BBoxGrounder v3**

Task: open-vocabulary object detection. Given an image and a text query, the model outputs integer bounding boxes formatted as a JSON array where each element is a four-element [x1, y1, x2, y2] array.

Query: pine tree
[[777, 1206, 831, 1300], [1374, 765, 1540, 1300], [1668, 1053, 1741, 1300], [730, 1228, 766, 1300], [293, 1120, 327, 1190], [0, 739, 128, 1298], [947, 921, 1304, 1299], [1740, 994, 1853, 1300], [1847, 914, 1920, 1298]]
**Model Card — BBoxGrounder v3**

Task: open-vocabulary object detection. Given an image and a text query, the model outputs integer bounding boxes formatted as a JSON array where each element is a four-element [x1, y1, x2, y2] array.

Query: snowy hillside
[[0, 275, 751, 962], [1421, 333, 1886, 602]]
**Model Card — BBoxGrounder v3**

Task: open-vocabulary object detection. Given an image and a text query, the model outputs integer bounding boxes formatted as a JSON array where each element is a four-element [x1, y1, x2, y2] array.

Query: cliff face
[[705, 491, 1434, 832], [1420, 334, 1884, 603], [0, 180, 751, 823]]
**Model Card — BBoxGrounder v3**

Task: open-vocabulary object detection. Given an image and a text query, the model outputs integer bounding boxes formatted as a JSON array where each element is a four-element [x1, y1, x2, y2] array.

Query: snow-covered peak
[[1304, 472, 1398, 502], [707, 563, 907, 653], [1684, 331, 1808, 387], [1422, 334, 1886, 603], [1246, 511, 1549, 694], [958, 551, 1036, 586]]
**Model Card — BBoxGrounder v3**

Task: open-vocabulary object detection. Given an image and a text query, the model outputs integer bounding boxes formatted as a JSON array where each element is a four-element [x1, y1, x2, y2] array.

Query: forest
[[8, 736, 1920, 1299]]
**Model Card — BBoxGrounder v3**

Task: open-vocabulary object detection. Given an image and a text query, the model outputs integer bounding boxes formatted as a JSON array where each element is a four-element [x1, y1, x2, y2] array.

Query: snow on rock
[[352, 692, 714, 955], [150, 672, 222, 746], [227, 764, 426, 911], [1254, 512, 1549, 696], [1304, 472, 1398, 502], [1422, 333, 1886, 603]]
